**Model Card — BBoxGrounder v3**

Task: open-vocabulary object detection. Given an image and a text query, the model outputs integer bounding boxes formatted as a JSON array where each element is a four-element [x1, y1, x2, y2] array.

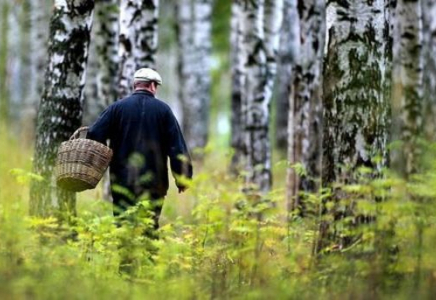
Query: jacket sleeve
[[86, 105, 113, 144], [165, 109, 193, 188]]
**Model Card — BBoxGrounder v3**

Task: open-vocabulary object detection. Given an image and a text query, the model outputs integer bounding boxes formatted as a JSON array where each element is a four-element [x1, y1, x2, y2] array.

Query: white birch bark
[[25, 0, 50, 136], [391, 0, 423, 177], [118, 0, 159, 97], [30, 0, 95, 218], [176, 0, 213, 152], [323, 0, 388, 185], [7, 2, 24, 124], [84, 0, 119, 125], [318, 0, 388, 252], [275, 0, 299, 152], [286, 0, 325, 211], [84, 24, 98, 126], [264, 0, 284, 103], [241, 0, 281, 194], [422, 0, 436, 141]]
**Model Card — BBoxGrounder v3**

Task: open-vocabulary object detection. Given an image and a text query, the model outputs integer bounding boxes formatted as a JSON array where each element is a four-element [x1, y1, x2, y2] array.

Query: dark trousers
[[111, 184, 164, 231]]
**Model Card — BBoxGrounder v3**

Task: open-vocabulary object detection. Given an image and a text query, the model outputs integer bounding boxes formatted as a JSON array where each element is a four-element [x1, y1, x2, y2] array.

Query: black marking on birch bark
[[119, 34, 132, 52]]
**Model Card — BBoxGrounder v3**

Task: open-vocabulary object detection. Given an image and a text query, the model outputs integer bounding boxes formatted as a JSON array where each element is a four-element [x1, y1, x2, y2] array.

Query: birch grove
[[30, 0, 95, 217]]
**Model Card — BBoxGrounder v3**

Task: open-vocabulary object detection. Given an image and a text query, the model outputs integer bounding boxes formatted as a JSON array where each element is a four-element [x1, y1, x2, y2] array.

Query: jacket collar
[[132, 90, 155, 98]]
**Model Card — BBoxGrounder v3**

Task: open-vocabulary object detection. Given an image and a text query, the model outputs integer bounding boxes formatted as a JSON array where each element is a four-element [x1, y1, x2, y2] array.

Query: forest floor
[[1, 124, 436, 299]]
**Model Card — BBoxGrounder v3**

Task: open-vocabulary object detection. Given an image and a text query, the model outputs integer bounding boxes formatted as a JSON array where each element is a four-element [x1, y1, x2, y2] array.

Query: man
[[87, 68, 193, 230]]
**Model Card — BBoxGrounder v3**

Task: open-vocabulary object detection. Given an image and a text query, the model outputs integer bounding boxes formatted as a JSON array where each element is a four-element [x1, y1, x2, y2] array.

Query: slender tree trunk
[[176, 0, 213, 152], [391, 0, 423, 178], [422, 0, 436, 141], [264, 0, 284, 147], [118, 0, 159, 97], [25, 0, 50, 141], [30, 0, 95, 218], [7, 1, 24, 125], [84, 0, 119, 203], [230, 0, 245, 172], [318, 0, 388, 252], [275, 0, 299, 153], [241, 0, 282, 194], [84, 24, 98, 126], [240, 0, 268, 193], [286, 0, 325, 213], [84, 0, 119, 125]]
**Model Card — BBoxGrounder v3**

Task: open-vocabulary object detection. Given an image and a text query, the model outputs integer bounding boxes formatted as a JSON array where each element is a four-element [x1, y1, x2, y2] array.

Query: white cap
[[133, 68, 162, 85]]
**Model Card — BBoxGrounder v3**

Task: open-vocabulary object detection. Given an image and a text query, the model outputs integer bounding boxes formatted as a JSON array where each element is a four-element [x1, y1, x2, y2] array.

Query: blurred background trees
[[0, 0, 435, 256]]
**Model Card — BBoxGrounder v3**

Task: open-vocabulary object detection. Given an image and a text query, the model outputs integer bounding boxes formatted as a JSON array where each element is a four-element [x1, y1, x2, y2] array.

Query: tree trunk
[[176, 0, 213, 152], [319, 0, 388, 252], [391, 0, 423, 178], [275, 0, 299, 153], [286, 0, 325, 213], [240, 0, 282, 194], [230, 0, 245, 172], [25, 0, 50, 140], [422, 0, 436, 141], [118, 0, 159, 97], [83, 0, 119, 125], [7, 1, 24, 126], [29, 0, 95, 218]]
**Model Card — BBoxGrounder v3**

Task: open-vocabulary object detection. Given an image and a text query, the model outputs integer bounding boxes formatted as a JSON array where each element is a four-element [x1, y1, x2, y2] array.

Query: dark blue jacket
[[87, 90, 193, 197]]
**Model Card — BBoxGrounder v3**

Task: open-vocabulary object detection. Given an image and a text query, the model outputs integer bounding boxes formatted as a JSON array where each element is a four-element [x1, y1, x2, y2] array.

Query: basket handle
[[70, 126, 89, 140]]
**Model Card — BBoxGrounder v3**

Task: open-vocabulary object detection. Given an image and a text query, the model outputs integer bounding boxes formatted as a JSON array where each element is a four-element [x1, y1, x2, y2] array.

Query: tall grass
[[2, 122, 436, 299]]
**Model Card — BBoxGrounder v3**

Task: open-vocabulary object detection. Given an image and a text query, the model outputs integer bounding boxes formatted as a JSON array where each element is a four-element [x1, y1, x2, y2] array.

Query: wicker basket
[[55, 127, 113, 192]]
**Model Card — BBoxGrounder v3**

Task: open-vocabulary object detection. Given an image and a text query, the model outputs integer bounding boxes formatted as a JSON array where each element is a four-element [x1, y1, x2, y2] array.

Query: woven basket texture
[[55, 131, 112, 192]]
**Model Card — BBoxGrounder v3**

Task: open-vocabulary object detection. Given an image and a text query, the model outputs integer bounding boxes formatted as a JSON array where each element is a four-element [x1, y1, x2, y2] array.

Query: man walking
[[87, 68, 193, 230]]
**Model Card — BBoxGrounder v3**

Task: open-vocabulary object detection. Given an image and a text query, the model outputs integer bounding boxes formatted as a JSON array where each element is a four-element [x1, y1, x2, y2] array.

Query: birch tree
[[118, 0, 159, 97], [391, 0, 423, 177], [240, 0, 283, 194], [230, 0, 244, 171], [7, 1, 25, 125], [84, 0, 119, 125], [422, 0, 436, 141], [319, 0, 388, 251], [30, 0, 94, 218], [25, 0, 50, 135], [176, 0, 213, 152], [275, 0, 299, 152], [286, 0, 325, 212]]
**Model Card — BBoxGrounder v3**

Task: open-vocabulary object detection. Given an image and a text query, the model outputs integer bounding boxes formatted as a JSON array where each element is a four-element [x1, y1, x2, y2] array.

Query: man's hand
[[178, 186, 187, 193]]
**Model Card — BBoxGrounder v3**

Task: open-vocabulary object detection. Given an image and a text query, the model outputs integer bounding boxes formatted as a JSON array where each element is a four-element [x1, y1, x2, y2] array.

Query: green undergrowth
[[2, 124, 436, 299]]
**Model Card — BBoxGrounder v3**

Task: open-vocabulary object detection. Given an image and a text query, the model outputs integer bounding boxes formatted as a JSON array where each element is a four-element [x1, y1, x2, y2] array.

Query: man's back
[[88, 90, 192, 197]]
